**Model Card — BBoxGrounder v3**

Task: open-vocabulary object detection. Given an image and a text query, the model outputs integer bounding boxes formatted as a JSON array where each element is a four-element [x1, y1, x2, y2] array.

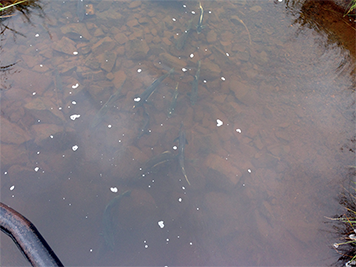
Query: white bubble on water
[[158, 221, 165, 228], [70, 114, 80, 120], [110, 187, 118, 193]]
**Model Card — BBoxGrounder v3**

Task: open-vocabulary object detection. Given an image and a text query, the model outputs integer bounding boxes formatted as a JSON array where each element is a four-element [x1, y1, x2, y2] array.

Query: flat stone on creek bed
[[98, 51, 117, 72], [12, 68, 52, 96], [125, 39, 149, 60], [96, 8, 123, 21], [129, 1, 141, 9], [60, 23, 92, 41], [52, 36, 77, 55], [206, 30, 217, 43], [30, 124, 65, 146], [201, 59, 221, 80], [0, 118, 32, 145], [114, 32, 128, 45], [24, 97, 66, 124], [159, 52, 187, 69], [204, 153, 241, 188], [0, 144, 29, 167], [112, 70, 127, 90], [92, 36, 116, 55]]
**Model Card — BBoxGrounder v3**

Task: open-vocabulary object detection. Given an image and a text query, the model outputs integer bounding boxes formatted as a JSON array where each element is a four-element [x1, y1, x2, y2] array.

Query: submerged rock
[[92, 36, 116, 54], [125, 39, 149, 60], [0, 118, 32, 145], [24, 97, 66, 124], [204, 153, 240, 189], [60, 23, 92, 41], [1, 145, 29, 167], [52, 37, 77, 55], [159, 52, 187, 69], [99, 51, 117, 72]]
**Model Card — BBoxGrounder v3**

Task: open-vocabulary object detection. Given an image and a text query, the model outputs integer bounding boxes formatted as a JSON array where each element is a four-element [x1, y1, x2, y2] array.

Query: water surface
[[0, 0, 355, 266]]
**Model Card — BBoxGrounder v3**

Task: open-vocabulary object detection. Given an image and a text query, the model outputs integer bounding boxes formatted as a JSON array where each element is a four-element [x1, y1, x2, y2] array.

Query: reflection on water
[[0, 0, 355, 266]]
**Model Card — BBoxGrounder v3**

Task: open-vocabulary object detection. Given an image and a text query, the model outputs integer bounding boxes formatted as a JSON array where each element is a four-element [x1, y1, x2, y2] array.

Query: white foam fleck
[[110, 187, 118, 193], [70, 114, 80, 120], [158, 221, 164, 228]]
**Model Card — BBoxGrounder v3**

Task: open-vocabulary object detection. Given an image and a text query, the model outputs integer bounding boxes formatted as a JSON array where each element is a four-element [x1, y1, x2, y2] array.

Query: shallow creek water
[[0, 0, 355, 266]]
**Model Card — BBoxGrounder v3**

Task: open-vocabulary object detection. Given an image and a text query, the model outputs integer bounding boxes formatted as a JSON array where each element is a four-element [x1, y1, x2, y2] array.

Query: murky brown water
[[0, 0, 355, 266]]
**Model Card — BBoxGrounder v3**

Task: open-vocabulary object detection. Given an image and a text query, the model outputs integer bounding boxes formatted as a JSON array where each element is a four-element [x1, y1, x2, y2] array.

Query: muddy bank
[[333, 0, 356, 13], [286, 0, 355, 88]]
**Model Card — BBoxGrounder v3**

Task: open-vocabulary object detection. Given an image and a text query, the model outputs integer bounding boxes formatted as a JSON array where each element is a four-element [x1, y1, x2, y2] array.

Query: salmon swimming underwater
[[176, 123, 191, 185], [190, 60, 201, 106], [167, 82, 179, 118], [76, 0, 84, 21], [90, 79, 126, 128], [175, 19, 193, 51], [133, 68, 174, 109], [134, 151, 177, 182], [101, 190, 131, 251], [137, 105, 150, 139]]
